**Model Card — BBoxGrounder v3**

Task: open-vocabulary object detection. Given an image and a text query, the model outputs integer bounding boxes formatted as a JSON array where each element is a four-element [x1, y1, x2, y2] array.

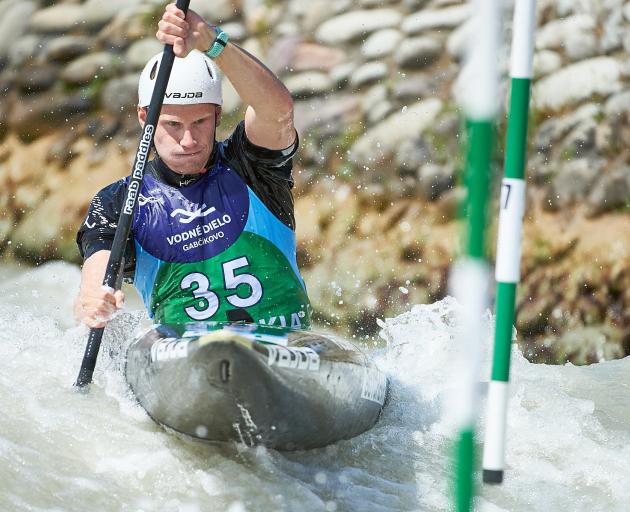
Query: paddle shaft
[[74, 0, 191, 388]]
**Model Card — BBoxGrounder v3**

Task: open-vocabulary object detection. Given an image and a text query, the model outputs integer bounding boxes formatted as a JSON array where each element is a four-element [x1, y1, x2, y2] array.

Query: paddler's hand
[[74, 286, 125, 329], [156, 3, 216, 58]]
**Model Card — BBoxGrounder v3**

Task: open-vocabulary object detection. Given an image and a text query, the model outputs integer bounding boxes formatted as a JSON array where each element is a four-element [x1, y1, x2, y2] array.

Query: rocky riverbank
[[1, 0, 630, 363]]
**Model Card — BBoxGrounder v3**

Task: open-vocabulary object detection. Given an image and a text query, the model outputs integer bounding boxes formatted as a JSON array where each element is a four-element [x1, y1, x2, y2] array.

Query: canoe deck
[[125, 323, 388, 450]]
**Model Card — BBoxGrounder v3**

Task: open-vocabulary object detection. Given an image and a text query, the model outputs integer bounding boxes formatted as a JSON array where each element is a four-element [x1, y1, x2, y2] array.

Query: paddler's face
[[137, 103, 222, 175]]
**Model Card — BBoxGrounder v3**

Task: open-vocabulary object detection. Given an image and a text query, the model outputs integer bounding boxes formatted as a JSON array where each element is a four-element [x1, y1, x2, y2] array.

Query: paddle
[[74, 0, 191, 388]]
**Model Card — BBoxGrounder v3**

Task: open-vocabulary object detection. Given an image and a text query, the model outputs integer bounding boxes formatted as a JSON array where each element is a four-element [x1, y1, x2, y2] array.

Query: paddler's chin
[[160, 148, 212, 175]]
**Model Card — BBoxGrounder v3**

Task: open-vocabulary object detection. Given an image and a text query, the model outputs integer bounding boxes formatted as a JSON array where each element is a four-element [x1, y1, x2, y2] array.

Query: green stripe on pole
[[456, 428, 475, 512], [491, 282, 517, 381], [504, 78, 531, 180], [465, 119, 493, 259]]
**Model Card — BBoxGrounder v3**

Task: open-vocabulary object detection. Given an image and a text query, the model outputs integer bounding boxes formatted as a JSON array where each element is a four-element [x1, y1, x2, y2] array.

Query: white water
[[1, 261, 629, 511]]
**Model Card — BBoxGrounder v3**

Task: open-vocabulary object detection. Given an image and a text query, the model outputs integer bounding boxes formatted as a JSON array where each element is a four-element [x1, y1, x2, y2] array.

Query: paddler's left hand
[[156, 3, 216, 58]]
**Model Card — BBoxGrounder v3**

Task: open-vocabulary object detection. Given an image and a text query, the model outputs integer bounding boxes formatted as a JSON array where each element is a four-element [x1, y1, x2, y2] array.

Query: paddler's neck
[[151, 142, 218, 187]]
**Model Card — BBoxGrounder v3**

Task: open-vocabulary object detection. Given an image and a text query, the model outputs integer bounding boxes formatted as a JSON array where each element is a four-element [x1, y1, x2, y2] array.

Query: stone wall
[[1, 0, 630, 363]]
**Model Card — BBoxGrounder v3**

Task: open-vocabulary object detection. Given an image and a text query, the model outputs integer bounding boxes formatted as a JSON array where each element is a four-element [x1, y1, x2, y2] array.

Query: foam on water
[[1, 262, 629, 511]]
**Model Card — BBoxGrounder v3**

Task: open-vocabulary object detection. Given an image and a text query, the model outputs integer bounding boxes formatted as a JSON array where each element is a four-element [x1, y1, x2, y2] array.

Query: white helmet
[[138, 50, 223, 107]]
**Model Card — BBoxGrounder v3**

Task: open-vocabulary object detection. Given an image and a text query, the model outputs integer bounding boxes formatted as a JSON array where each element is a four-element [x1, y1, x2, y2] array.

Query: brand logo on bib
[[171, 204, 217, 224]]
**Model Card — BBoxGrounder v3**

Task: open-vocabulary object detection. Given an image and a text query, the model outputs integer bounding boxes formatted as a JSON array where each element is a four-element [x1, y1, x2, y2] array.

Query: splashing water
[[1, 262, 629, 511]]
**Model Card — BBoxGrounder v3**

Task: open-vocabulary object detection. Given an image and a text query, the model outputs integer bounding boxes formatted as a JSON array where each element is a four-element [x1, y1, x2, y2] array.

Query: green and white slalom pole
[[482, 0, 537, 486], [450, 1, 500, 510]]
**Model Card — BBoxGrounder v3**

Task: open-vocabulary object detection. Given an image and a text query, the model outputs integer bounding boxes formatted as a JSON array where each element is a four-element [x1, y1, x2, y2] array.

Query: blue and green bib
[[130, 159, 311, 329]]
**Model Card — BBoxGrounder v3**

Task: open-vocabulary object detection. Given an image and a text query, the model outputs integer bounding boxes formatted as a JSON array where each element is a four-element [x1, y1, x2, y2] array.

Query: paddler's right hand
[[75, 250, 125, 328], [74, 285, 125, 329]]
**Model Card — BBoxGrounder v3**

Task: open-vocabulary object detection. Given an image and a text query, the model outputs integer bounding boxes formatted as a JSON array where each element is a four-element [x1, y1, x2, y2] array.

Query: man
[[75, 3, 311, 330]]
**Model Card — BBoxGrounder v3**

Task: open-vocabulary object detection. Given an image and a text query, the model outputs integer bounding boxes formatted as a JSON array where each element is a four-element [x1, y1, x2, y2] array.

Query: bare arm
[[74, 250, 125, 328], [157, 3, 296, 150]]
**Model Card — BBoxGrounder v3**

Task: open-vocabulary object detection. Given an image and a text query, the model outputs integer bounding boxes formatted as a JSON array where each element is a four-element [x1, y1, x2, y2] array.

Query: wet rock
[[0, 204, 13, 246], [600, 7, 624, 53], [533, 50, 563, 79], [242, 0, 283, 34], [274, 21, 300, 38], [221, 78, 242, 115], [587, 167, 630, 216], [44, 36, 94, 63], [560, 118, 597, 158], [544, 158, 604, 210], [329, 62, 357, 87], [8, 35, 43, 67], [265, 36, 300, 75], [221, 22, 247, 42], [435, 186, 463, 222], [594, 123, 616, 154], [8, 92, 92, 141], [392, 73, 432, 101], [349, 61, 388, 88], [361, 85, 387, 115], [293, 95, 361, 134], [61, 52, 118, 86], [534, 57, 623, 111], [11, 182, 91, 262], [15, 64, 60, 95], [285, 71, 333, 98], [46, 129, 82, 167], [29, 4, 84, 33], [536, 14, 597, 61], [298, 0, 336, 33], [100, 73, 140, 114], [534, 103, 601, 153], [0, 95, 9, 141], [402, 0, 430, 9], [190, 0, 239, 23], [395, 37, 442, 69], [242, 37, 265, 61], [124, 39, 163, 71], [367, 101, 393, 124], [0, 1, 37, 63], [361, 29, 404, 59], [359, 0, 398, 6], [604, 91, 630, 118], [552, 326, 626, 365], [446, 18, 472, 60], [418, 163, 455, 201], [401, 5, 470, 35], [395, 138, 432, 173], [349, 98, 442, 167], [517, 294, 555, 336], [82, 0, 142, 31], [315, 10, 402, 45], [291, 43, 347, 72], [96, 6, 153, 51]]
